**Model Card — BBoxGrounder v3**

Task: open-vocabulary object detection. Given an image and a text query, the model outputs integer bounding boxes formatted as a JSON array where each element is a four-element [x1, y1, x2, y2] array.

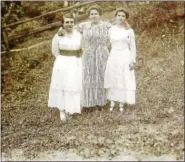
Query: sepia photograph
[[1, 0, 184, 161]]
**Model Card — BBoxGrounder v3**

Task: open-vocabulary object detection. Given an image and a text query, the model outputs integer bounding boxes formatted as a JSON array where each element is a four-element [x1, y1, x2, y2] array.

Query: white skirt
[[106, 88, 135, 104], [104, 48, 136, 104], [48, 55, 82, 114]]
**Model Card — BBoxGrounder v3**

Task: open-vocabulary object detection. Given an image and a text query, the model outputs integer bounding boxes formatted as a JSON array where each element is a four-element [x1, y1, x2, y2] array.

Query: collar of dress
[[86, 21, 103, 29]]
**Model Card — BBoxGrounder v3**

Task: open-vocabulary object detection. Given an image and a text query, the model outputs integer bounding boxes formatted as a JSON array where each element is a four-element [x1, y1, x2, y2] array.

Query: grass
[[1, 2, 184, 161]]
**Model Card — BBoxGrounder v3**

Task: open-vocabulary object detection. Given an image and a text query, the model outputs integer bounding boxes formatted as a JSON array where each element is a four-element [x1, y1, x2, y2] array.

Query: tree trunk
[[8, 21, 61, 41]]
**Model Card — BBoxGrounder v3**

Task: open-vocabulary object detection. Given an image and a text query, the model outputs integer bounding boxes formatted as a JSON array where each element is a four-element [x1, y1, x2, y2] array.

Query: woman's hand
[[129, 62, 136, 70], [58, 27, 67, 36]]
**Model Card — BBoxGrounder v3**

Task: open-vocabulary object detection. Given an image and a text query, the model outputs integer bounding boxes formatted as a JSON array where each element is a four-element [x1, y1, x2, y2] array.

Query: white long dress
[[48, 29, 82, 114], [104, 25, 136, 104]]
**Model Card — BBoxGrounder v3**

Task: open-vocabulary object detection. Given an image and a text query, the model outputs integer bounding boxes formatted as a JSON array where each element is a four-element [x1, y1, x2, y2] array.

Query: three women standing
[[48, 6, 137, 121]]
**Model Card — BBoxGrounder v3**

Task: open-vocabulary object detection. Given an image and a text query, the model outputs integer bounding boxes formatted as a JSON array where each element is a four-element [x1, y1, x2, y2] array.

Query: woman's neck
[[91, 20, 101, 25], [116, 22, 127, 28], [65, 28, 73, 34]]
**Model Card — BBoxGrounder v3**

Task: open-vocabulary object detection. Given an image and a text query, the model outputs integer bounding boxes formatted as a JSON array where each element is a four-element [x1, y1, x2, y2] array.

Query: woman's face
[[89, 9, 100, 22], [116, 11, 126, 25], [63, 17, 74, 31]]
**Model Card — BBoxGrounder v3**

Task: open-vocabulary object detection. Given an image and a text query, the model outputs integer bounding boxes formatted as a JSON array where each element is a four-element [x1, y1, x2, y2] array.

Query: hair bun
[[86, 5, 103, 16], [115, 8, 129, 19]]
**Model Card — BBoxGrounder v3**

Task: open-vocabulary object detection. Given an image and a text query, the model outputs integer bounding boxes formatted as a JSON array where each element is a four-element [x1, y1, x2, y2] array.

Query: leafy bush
[[129, 2, 184, 33]]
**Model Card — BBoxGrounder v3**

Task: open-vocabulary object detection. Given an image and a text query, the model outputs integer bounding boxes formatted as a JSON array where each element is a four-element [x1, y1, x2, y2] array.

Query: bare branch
[[1, 40, 50, 54], [3, 1, 96, 29]]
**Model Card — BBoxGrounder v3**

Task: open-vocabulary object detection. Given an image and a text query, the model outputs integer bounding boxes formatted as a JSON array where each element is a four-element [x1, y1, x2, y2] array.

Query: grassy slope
[[1, 2, 184, 160]]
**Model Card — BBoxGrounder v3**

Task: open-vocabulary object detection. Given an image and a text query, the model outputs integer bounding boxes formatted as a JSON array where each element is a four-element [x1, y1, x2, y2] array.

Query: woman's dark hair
[[115, 8, 129, 19], [115, 8, 131, 29], [86, 5, 103, 16], [61, 12, 74, 27]]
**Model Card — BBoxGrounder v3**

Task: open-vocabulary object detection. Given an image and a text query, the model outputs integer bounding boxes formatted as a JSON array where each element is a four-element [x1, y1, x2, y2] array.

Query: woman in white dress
[[48, 14, 82, 121], [104, 8, 136, 112]]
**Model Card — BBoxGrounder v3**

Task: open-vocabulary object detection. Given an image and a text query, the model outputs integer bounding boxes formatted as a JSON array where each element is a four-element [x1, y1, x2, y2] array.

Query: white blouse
[[51, 29, 81, 57], [109, 25, 136, 63]]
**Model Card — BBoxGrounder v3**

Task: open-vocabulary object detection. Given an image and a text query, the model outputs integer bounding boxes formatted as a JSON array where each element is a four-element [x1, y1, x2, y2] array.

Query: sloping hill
[[1, 1, 184, 161]]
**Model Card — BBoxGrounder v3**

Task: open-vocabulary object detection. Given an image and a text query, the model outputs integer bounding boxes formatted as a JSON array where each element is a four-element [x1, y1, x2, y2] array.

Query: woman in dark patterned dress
[[76, 5, 112, 108]]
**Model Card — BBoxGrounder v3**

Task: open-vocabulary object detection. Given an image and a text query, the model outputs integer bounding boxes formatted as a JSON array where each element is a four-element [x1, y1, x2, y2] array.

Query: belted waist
[[59, 49, 82, 57]]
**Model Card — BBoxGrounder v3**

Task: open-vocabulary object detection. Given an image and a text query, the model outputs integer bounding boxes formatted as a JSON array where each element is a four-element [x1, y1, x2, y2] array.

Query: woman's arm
[[51, 34, 60, 57], [107, 27, 112, 52], [104, 22, 112, 52], [74, 22, 85, 34], [129, 29, 136, 63]]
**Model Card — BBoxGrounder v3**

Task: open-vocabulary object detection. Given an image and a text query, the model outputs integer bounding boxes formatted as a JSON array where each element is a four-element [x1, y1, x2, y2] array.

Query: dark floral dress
[[76, 21, 112, 107]]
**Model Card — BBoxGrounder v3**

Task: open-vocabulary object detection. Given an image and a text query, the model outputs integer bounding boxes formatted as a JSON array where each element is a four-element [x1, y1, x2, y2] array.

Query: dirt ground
[[2, 148, 178, 161]]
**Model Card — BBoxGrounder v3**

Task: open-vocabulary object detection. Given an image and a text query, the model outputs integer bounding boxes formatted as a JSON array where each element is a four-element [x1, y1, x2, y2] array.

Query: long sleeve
[[128, 29, 136, 63], [105, 22, 112, 49], [51, 34, 60, 57], [107, 27, 112, 52]]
